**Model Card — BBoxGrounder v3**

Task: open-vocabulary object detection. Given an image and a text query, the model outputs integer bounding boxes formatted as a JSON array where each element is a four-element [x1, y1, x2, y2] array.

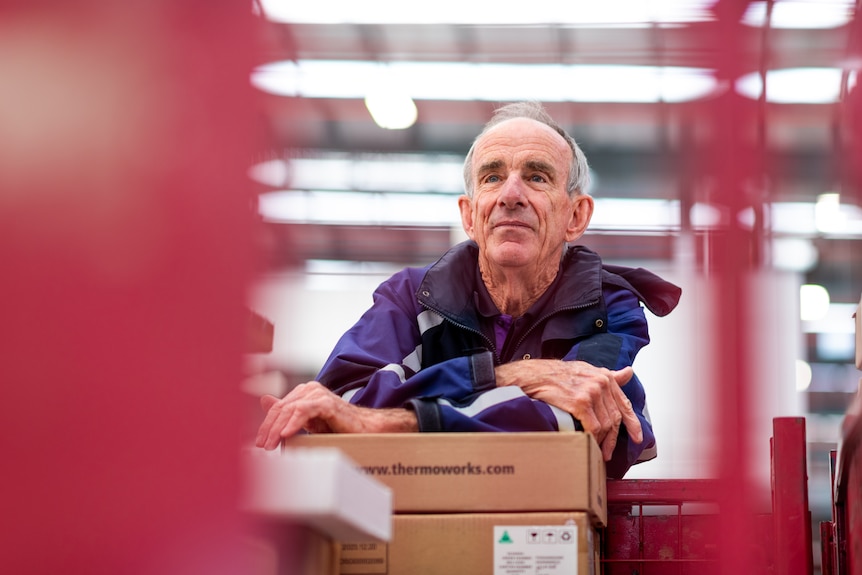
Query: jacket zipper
[[509, 298, 600, 360], [422, 297, 599, 365], [419, 302, 501, 363]]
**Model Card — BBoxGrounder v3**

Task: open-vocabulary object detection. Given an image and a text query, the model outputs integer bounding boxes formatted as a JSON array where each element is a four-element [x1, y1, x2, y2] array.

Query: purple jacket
[[317, 241, 681, 478]]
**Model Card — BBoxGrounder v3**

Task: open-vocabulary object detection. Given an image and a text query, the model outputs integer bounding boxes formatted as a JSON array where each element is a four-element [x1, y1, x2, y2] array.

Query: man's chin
[[486, 244, 537, 268]]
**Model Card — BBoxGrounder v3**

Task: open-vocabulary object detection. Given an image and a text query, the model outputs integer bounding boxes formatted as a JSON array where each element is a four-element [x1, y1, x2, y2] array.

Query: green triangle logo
[[498, 530, 514, 544]]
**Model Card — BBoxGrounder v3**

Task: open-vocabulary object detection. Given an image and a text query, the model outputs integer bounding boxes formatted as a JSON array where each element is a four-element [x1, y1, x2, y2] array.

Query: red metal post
[[705, 1, 766, 571], [821, 521, 836, 575], [771, 417, 813, 574]]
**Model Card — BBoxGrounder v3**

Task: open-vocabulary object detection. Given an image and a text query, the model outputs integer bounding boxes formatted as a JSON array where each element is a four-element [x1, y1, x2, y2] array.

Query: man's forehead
[[475, 117, 570, 158]]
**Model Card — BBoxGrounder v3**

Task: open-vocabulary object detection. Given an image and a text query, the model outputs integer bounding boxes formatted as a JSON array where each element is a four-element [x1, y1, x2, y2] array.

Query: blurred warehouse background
[[243, 1, 862, 569]]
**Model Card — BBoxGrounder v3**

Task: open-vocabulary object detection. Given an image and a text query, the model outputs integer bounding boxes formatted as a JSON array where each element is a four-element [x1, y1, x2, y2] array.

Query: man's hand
[[495, 360, 642, 461], [254, 381, 419, 450]]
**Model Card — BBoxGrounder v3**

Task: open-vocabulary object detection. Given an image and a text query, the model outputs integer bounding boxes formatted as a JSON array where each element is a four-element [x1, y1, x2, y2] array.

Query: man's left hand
[[495, 359, 642, 461]]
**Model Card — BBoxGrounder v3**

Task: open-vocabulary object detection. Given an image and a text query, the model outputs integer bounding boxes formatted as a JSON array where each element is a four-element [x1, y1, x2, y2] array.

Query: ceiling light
[[248, 159, 290, 188], [249, 154, 466, 192], [258, 0, 715, 26], [771, 237, 818, 272], [815, 192, 846, 233], [249, 153, 862, 238], [258, 190, 682, 230], [363, 67, 418, 129], [589, 198, 680, 230], [769, 202, 817, 234], [689, 203, 724, 227], [258, 190, 461, 226], [364, 89, 417, 130], [800, 284, 830, 322], [735, 67, 844, 103], [251, 60, 718, 104], [742, 1, 854, 29], [795, 359, 812, 391]]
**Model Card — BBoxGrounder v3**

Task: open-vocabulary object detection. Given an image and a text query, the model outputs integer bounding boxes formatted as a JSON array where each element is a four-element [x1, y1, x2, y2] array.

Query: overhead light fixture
[[257, 190, 682, 230], [815, 192, 846, 234], [248, 159, 290, 188], [735, 67, 844, 103], [258, 190, 461, 226], [742, 0, 854, 29], [795, 359, 812, 391], [771, 238, 820, 273], [365, 91, 417, 129], [768, 200, 862, 237], [250, 60, 718, 104], [771, 237, 818, 272], [800, 284, 830, 322], [257, 0, 715, 26], [363, 66, 418, 129], [249, 154, 466, 192], [589, 198, 680, 231], [249, 152, 862, 238]]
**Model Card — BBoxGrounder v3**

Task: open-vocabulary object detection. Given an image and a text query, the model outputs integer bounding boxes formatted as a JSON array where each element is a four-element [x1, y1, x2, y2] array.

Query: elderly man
[[256, 101, 680, 478]]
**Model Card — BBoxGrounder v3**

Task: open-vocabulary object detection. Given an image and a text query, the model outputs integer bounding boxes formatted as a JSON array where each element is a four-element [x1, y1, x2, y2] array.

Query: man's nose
[[498, 175, 526, 207]]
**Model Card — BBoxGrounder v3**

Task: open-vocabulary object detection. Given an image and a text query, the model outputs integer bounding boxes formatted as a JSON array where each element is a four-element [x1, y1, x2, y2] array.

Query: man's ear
[[565, 194, 594, 242], [458, 195, 476, 240]]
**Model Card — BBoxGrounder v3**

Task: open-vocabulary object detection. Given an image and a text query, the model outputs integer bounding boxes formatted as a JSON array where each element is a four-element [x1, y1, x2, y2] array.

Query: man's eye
[[485, 175, 501, 183], [529, 174, 546, 183]]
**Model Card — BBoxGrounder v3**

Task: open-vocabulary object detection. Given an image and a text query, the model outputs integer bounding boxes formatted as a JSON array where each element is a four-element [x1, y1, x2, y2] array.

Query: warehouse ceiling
[[248, 0, 862, 303]]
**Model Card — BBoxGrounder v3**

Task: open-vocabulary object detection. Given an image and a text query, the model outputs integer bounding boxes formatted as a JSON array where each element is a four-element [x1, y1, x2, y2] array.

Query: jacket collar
[[417, 240, 681, 320], [417, 241, 605, 321]]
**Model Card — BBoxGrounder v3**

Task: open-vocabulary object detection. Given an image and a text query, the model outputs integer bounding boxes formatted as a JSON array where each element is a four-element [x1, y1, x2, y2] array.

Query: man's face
[[459, 118, 592, 273]]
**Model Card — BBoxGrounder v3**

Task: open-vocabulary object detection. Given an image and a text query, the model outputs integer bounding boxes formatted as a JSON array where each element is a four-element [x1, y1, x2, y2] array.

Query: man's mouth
[[494, 220, 532, 229]]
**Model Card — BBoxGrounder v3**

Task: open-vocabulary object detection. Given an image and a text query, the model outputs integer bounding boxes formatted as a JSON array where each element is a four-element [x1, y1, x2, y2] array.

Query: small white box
[[242, 447, 392, 542]]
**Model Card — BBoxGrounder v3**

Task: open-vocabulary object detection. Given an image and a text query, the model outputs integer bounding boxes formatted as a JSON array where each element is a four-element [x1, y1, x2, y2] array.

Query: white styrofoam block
[[241, 446, 392, 542]]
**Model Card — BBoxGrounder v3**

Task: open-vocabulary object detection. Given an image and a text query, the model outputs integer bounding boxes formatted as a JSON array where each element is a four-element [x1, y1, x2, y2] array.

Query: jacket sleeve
[[563, 285, 656, 478], [316, 269, 565, 434]]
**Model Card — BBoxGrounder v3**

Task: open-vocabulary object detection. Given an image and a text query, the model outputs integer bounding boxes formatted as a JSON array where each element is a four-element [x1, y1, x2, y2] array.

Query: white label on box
[[493, 525, 577, 574]]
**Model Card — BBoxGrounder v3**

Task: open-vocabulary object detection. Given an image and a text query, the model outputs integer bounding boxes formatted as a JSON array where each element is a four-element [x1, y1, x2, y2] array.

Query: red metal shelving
[[602, 417, 813, 574]]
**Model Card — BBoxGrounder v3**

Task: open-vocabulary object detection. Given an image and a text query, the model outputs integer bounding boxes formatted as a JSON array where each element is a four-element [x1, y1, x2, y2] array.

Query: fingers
[[616, 394, 643, 445], [592, 378, 616, 448], [259, 394, 278, 413], [255, 382, 333, 450], [612, 368, 643, 444], [255, 393, 291, 450], [594, 370, 623, 460], [562, 368, 618, 459], [562, 363, 641, 460], [600, 422, 620, 462], [255, 394, 295, 450]]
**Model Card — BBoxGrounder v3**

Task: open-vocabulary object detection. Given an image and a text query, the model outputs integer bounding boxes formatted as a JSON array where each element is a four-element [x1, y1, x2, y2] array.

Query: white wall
[[620, 262, 805, 484]]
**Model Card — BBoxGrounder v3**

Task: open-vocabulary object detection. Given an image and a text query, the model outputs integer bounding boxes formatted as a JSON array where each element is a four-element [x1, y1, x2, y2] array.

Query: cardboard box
[[285, 432, 606, 526], [246, 525, 338, 575], [336, 512, 598, 575]]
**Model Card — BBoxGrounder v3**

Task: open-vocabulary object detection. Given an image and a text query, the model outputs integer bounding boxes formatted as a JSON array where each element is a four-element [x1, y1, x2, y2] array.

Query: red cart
[[602, 417, 814, 574]]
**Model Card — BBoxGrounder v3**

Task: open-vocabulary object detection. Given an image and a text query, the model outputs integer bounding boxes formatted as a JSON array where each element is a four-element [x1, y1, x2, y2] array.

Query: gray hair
[[462, 101, 591, 199]]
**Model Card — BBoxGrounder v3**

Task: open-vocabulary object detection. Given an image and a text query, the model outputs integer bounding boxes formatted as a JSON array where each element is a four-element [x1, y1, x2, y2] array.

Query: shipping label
[[493, 525, 578, 574]]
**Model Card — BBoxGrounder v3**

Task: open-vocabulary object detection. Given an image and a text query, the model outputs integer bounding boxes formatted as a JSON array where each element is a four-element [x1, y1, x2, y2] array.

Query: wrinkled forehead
[[473, 117, 572, 165]]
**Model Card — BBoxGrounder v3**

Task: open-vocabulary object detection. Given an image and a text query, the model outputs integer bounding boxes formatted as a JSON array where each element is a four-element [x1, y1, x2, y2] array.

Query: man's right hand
[[495, 359, 642, 462], [255, 381, 419, 450]]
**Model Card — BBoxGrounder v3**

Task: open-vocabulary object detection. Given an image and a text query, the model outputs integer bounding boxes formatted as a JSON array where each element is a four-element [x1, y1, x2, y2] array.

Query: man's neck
[[479, 262, 559, 318]]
